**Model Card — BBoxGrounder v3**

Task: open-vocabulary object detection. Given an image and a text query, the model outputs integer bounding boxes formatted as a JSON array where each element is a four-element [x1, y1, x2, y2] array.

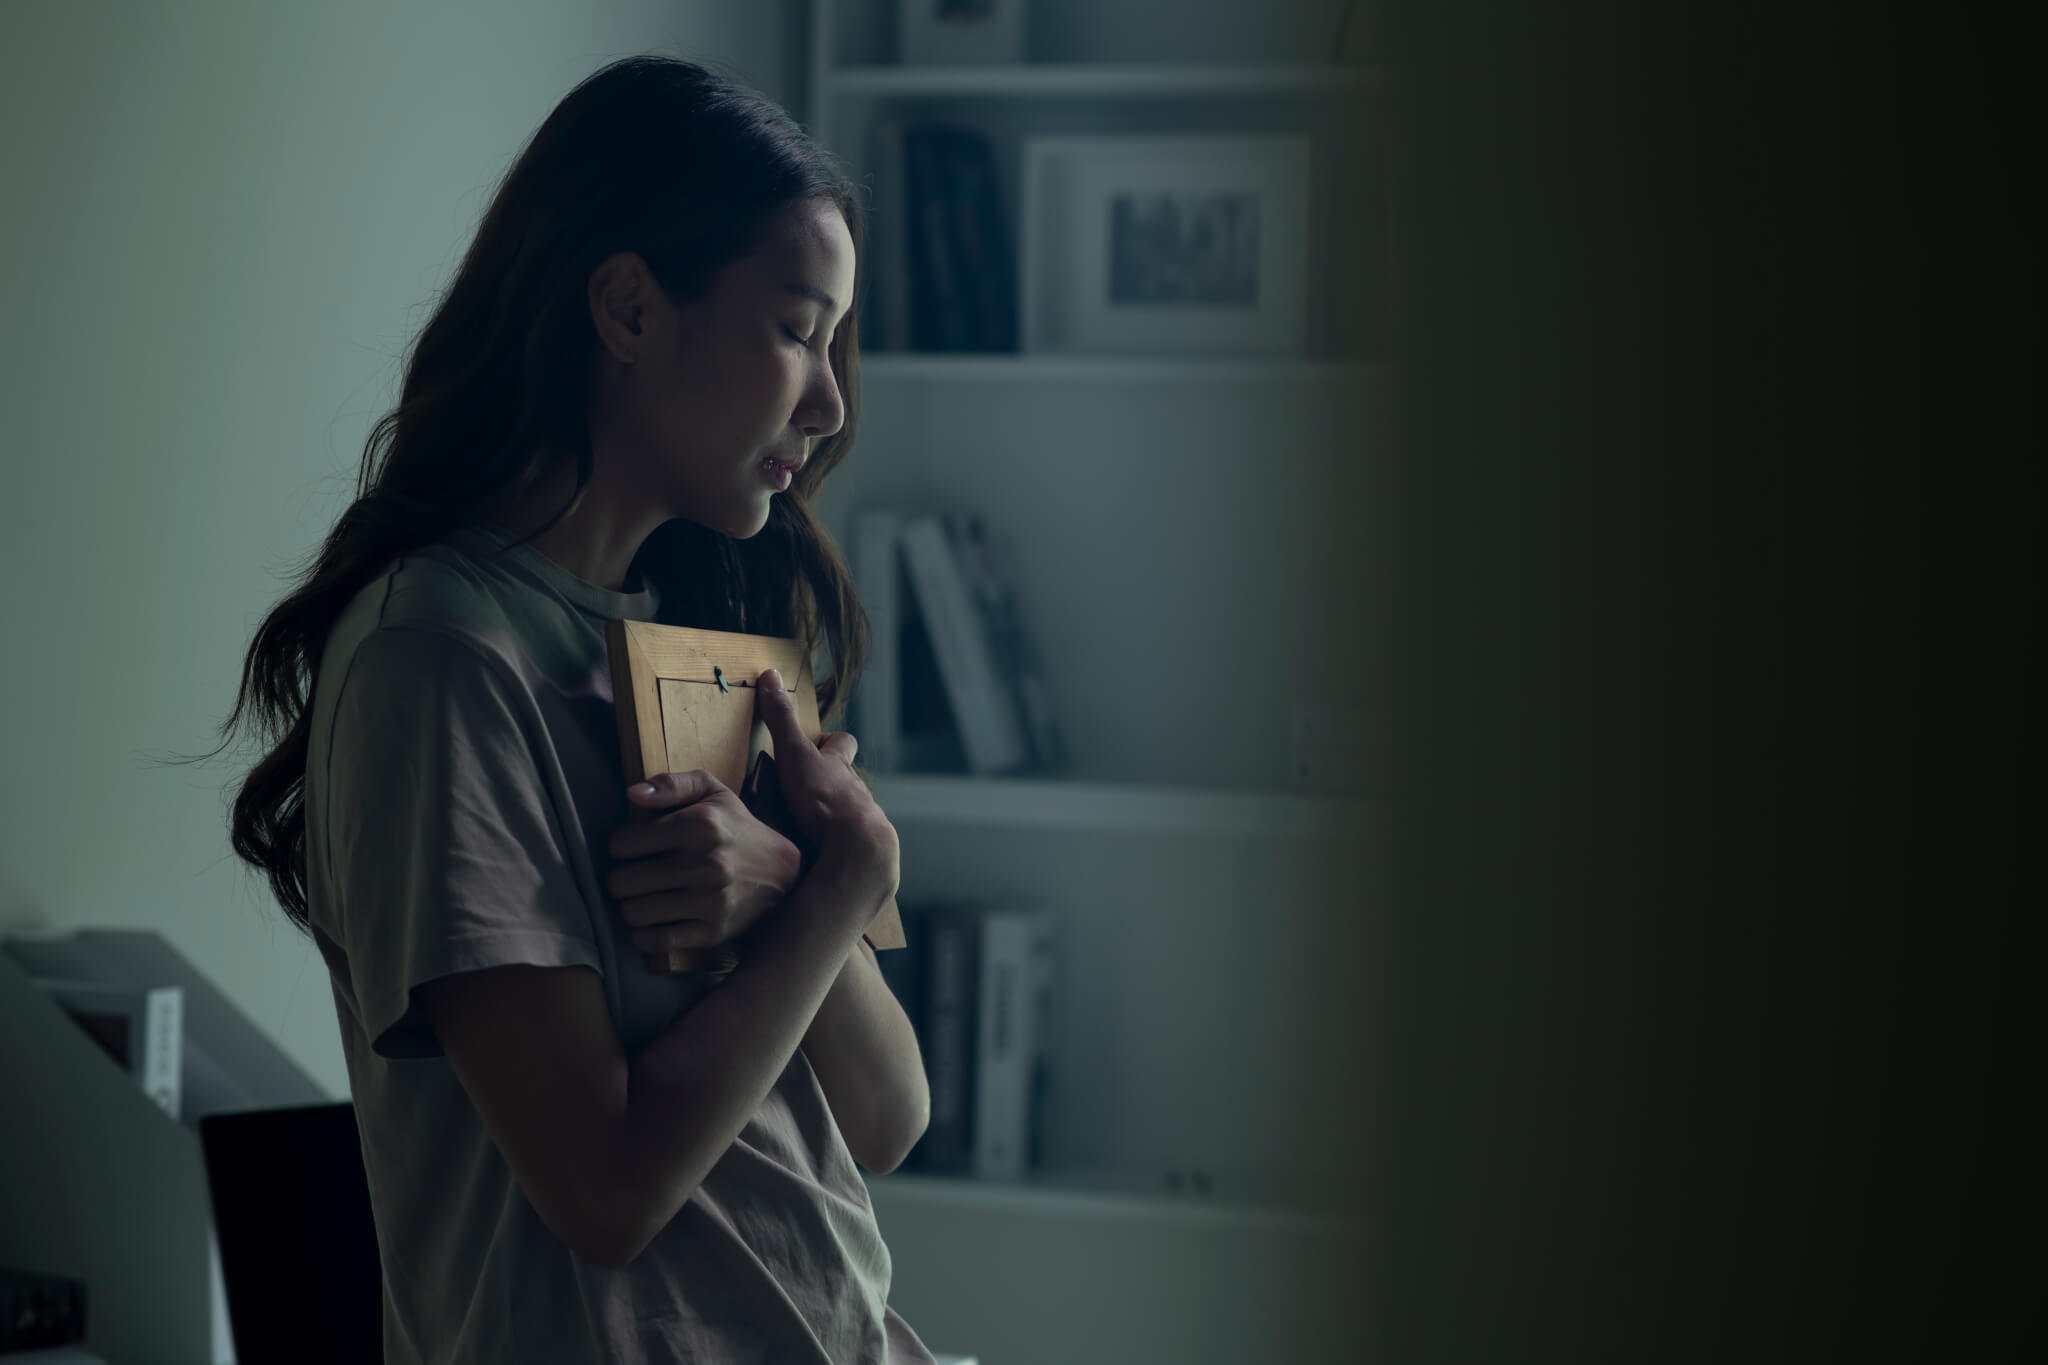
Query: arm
[[740, 749, 928, 1170], [612, 824, 898, 1262], [422, 820, 897, 1270], [802, 936, 930, 1174]]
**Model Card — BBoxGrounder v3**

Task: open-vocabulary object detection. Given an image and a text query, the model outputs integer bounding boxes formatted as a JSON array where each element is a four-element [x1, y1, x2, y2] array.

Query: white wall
[[0, 0, 806, 1102]]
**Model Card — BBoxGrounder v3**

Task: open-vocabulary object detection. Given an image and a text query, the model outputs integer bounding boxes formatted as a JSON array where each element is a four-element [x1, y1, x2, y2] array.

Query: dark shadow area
[[1350, 1, 2045, 1359]]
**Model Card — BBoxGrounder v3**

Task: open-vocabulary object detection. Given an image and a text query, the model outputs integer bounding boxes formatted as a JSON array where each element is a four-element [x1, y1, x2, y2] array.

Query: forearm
[[613, 830, 893, 1264], [803, 936, 930, 1173]]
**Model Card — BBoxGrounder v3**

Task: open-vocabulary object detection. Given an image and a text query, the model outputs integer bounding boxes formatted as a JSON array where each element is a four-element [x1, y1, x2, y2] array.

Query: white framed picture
[[1020, 135, 1313, 356], [899, 0, 1028, 66]]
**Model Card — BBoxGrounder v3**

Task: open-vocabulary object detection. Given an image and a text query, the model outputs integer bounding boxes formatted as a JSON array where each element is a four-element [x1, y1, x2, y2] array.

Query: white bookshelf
[[828, 60, 1378, 98], [804, 6, 1381, 1361], [866, 1166, 1351, 1234], [863, 1162, 1364, 1365], [870, 773, 1371, 839], [809, 0, 1390, 364], [860, 352, 1377, 383]]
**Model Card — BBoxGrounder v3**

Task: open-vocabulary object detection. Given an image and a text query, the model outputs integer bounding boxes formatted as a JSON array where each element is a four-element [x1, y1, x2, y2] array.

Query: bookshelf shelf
[[865, 774, 1371, 840], [863, 1168, 1357, 1236], [825, 61, 1381, 100], [858, 353, 1378, 384]]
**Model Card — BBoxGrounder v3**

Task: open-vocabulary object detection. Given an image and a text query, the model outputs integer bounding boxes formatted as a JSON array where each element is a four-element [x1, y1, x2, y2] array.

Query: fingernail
[[629, 783, 656, 797]]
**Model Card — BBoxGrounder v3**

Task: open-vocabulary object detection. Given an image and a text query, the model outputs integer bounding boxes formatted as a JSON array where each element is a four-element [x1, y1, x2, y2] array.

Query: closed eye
[[782, 325, 813, 349]]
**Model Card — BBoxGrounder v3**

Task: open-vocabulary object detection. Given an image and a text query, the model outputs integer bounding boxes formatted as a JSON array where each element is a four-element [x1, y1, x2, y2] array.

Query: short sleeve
[[322, 625, 602, 1060]]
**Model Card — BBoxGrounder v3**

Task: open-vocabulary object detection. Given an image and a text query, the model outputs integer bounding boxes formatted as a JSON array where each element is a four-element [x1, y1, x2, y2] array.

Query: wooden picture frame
[[605, 619, 908, 973]]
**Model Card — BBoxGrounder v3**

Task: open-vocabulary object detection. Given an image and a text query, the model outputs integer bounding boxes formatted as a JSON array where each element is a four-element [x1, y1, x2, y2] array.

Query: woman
[[211, 55, 935, 1363]]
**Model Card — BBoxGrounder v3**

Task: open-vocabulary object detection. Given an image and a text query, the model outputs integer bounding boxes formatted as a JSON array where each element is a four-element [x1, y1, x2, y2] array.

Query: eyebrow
[[783, 283, 839, 312]]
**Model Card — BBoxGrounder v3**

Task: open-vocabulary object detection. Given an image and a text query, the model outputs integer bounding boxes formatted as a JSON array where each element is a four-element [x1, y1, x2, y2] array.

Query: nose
[[796, 355, 845, 441]]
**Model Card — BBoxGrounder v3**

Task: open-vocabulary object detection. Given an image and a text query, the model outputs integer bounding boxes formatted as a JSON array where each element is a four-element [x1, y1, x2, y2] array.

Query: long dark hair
[[192, 55, 869, 936]]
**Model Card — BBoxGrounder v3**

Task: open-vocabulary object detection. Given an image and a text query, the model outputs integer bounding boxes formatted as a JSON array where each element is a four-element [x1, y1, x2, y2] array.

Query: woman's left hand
[[606, 773, 804, 955]]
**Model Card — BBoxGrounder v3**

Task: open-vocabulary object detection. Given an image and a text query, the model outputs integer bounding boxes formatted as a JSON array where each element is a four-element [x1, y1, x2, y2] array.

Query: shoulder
[[317, 541, 534, 716], [375, 540, 526, 654]]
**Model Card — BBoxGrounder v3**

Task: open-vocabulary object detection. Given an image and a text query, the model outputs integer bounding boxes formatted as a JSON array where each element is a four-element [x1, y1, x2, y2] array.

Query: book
[[873, 909, 928, 1039], [898, 571, 969, 772], [1024, 911, 1062, 1174], [850, 509, 904, 772], [28, 976, 182, 1121], [866, 114, 914, 352], [904, 124, 971, 352], [911, 905, 983, 1174], [895, 123, 1017, 353], [971, 907, 1057, 1182], [934, 126, 1018, 352], [890, 902, 1060, 1182], [899, 515, 1032, 775], [945, 512, 1065, 773]]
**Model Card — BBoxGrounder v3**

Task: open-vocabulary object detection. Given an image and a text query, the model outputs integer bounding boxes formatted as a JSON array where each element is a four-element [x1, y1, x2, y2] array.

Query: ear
[[587, 250, 649, 362]]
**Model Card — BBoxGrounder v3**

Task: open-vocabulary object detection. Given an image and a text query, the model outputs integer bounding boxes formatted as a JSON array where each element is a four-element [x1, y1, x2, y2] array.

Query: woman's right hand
[[753, 667, 898, 879]]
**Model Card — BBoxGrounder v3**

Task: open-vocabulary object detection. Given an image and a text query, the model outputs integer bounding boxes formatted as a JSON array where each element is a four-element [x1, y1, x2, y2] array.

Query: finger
[[607, 854, 721, 905], [628, 920, 724, 953], [610, 785, 733, 859], [625, 769, 725, 811], [617, 888, 720, 929], [609, 803, 721, 862], [818, 731, 857, 765], [754, 668, 807, 752]]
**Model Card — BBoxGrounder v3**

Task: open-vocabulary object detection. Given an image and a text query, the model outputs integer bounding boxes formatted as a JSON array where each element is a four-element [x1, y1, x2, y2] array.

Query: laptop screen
[[198, 1102, 383, 1363]]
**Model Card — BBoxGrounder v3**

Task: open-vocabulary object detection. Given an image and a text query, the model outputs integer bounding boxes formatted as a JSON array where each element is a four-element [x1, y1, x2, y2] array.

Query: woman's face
[[593, 197, 856, 540]]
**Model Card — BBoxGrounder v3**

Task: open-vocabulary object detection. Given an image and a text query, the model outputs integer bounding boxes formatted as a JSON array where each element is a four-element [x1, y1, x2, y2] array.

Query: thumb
[[755, 668, 801, 741]]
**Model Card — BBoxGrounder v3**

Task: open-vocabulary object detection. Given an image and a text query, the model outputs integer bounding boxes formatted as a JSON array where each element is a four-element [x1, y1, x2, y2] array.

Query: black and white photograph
[[1107, 191, 1262, 306], [1022, 135, 1311, 355]]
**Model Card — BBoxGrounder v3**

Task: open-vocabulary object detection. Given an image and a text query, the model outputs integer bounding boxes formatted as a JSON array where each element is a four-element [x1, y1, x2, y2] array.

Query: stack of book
[[850, 509, 1065, 778], [876, 903, 1061, 1183], [864, 120, 1017, 354]]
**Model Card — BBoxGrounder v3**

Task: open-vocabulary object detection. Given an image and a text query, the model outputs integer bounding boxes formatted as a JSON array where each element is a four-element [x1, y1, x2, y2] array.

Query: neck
[[488, 467, 659, 594]]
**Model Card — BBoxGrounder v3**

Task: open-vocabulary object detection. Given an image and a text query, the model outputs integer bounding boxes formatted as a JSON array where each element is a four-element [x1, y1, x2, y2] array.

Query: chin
[[676, 490, 772, 541], [725, 499, 776, 541]]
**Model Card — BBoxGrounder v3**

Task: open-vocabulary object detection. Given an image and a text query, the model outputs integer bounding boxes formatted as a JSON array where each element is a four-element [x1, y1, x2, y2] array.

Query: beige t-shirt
[[303, 521, 933, 1364]]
